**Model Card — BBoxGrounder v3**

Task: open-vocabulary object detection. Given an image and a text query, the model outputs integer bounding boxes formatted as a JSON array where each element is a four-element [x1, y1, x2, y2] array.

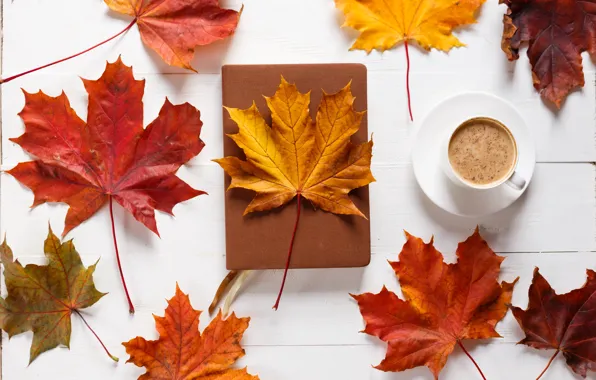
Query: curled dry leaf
[[352, 229, 517, 379], [214, 77, 374, 309], [334, 0, 486, 120], [105, 0, 242, 71], [512, 268, 596, 379], [501, 0, 596, 108], [7, 58, 206, 313], [0, 226, 116, 363], [123, 284, 258, 380]]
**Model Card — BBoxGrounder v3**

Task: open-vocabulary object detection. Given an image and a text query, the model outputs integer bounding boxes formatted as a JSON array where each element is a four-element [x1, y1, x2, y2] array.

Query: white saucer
[[411, 93, 536, 217]]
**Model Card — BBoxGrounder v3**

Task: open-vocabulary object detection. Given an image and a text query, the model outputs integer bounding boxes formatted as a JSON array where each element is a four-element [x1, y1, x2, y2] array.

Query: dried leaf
[[8, 57, 205, 236], [501, 0, 596, 107], [512, 268, 596, 379], [215, 77, 374, 218], [352, 229, 517, 379], [0, 226, 114, 363], [123, 284, 258, 380], [105, 0, 242, 71]]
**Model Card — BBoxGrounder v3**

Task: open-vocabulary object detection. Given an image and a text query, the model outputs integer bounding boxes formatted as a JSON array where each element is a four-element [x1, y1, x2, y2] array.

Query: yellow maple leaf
[[214, 77, 374, 309], [334, 0, 486, 119]]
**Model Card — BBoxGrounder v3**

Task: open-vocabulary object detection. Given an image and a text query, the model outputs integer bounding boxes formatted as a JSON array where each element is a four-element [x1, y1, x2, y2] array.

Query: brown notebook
[[221, 64, 370, 270]]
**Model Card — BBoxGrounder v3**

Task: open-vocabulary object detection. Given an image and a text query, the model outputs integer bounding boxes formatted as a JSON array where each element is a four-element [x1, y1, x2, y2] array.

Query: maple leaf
[[214, 77, 375, 309], [7, 57, 206, 313], [334, 0, 486, 120], [0, 226, 117, 363], [512, 268, 596, 379], [0, 1, 241, 84], [123, 284, 259, 380], [352, 229, 517, 379], [501, 0, 596, 108], [104, 0, 242, 71]]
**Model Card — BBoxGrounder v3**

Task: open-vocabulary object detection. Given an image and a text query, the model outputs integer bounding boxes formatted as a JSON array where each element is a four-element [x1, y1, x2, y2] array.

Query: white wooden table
[[1, 1, 595, 379]]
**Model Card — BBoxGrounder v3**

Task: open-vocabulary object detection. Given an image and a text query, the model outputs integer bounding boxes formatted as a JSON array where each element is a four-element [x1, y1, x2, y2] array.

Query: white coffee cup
[[442, 117, 526, 191]]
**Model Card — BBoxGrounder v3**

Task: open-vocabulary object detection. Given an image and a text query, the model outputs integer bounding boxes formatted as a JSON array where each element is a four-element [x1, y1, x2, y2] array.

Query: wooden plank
[[3, 70, 594, 167], [1, 162, 593, 258], [2, 251, 596, 379]]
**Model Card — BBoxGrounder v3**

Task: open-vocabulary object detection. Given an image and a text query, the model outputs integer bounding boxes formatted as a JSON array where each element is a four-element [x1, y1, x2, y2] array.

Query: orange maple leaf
[[352, 229, 517, 379], [334, 0, 486, 120], [123, 285, 258, 380], [214, 77, 375, 309], [105, 0, 242, 71]]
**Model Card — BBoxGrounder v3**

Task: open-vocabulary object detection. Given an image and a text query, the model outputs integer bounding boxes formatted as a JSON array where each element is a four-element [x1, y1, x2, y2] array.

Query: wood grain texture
[[1, 0, 595, 379]]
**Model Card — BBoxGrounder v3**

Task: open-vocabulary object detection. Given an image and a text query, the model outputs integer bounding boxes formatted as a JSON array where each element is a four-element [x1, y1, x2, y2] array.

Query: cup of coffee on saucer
[[443, 117, 526, 191], [412, 92, 536, 217]]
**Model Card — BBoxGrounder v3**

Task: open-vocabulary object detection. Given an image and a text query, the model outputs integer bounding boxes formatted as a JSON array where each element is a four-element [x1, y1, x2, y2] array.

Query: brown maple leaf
[[352, 229, 517, 379], [123, 284, 258, 380], [0, 226, 116, 363], [334, 0, 486, 120], [214, 77, 375, 309], [501, 0, 596, 108], [104, 0, 242, 71], [512, 268, 596, 379], [7, 57, 205, 313]]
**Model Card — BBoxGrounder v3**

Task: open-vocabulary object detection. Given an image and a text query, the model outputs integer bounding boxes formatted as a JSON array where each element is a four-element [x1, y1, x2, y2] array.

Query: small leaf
[[123, 284, 259, 380], [0, 226, 111, 363]]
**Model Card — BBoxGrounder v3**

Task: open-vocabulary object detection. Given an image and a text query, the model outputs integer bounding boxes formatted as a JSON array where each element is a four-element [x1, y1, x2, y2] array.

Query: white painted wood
[[2, 1, 596, 162], [2, 0, 596, 379]]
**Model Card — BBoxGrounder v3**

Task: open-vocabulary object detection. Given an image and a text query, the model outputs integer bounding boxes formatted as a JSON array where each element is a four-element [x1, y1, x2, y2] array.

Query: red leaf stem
[[536, 350, 560, 380], [109, 196, 135, 314], [404, 39, 413, 121], [74, 310, 118, 362], [457, 340, 486, 380], [273, 194, 302, 310], [0, 18, 137, 85]]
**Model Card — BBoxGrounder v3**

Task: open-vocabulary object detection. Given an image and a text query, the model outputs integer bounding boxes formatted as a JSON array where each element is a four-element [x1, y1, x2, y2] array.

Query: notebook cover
[[221, 64, 370, 270]]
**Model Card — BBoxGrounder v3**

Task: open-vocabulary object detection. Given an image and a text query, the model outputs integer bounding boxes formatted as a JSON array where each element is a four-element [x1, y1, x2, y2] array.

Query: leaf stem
[[74, 310, 118, 362], [0, 18, 137, 85], [457, 340, 486, 380], [536, 349, 559, 380], [404, 39, 413, 121], [109, 196, 135, 314], [273, 193, 302, 310]]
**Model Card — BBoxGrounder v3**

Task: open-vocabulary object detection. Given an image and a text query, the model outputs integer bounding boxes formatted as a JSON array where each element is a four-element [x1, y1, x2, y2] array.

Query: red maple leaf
[[512, 268, 596, 379], [501, 0, 596, 107], [352, 230, 517, 379], [7, 57, 205, 313]]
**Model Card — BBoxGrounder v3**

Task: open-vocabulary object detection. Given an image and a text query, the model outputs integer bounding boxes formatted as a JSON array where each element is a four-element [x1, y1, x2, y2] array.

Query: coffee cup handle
[[506, 171, 526, 191]]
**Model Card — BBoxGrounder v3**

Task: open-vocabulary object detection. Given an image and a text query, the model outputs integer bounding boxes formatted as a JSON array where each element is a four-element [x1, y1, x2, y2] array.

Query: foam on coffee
[[448, 118, 516, 186]]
